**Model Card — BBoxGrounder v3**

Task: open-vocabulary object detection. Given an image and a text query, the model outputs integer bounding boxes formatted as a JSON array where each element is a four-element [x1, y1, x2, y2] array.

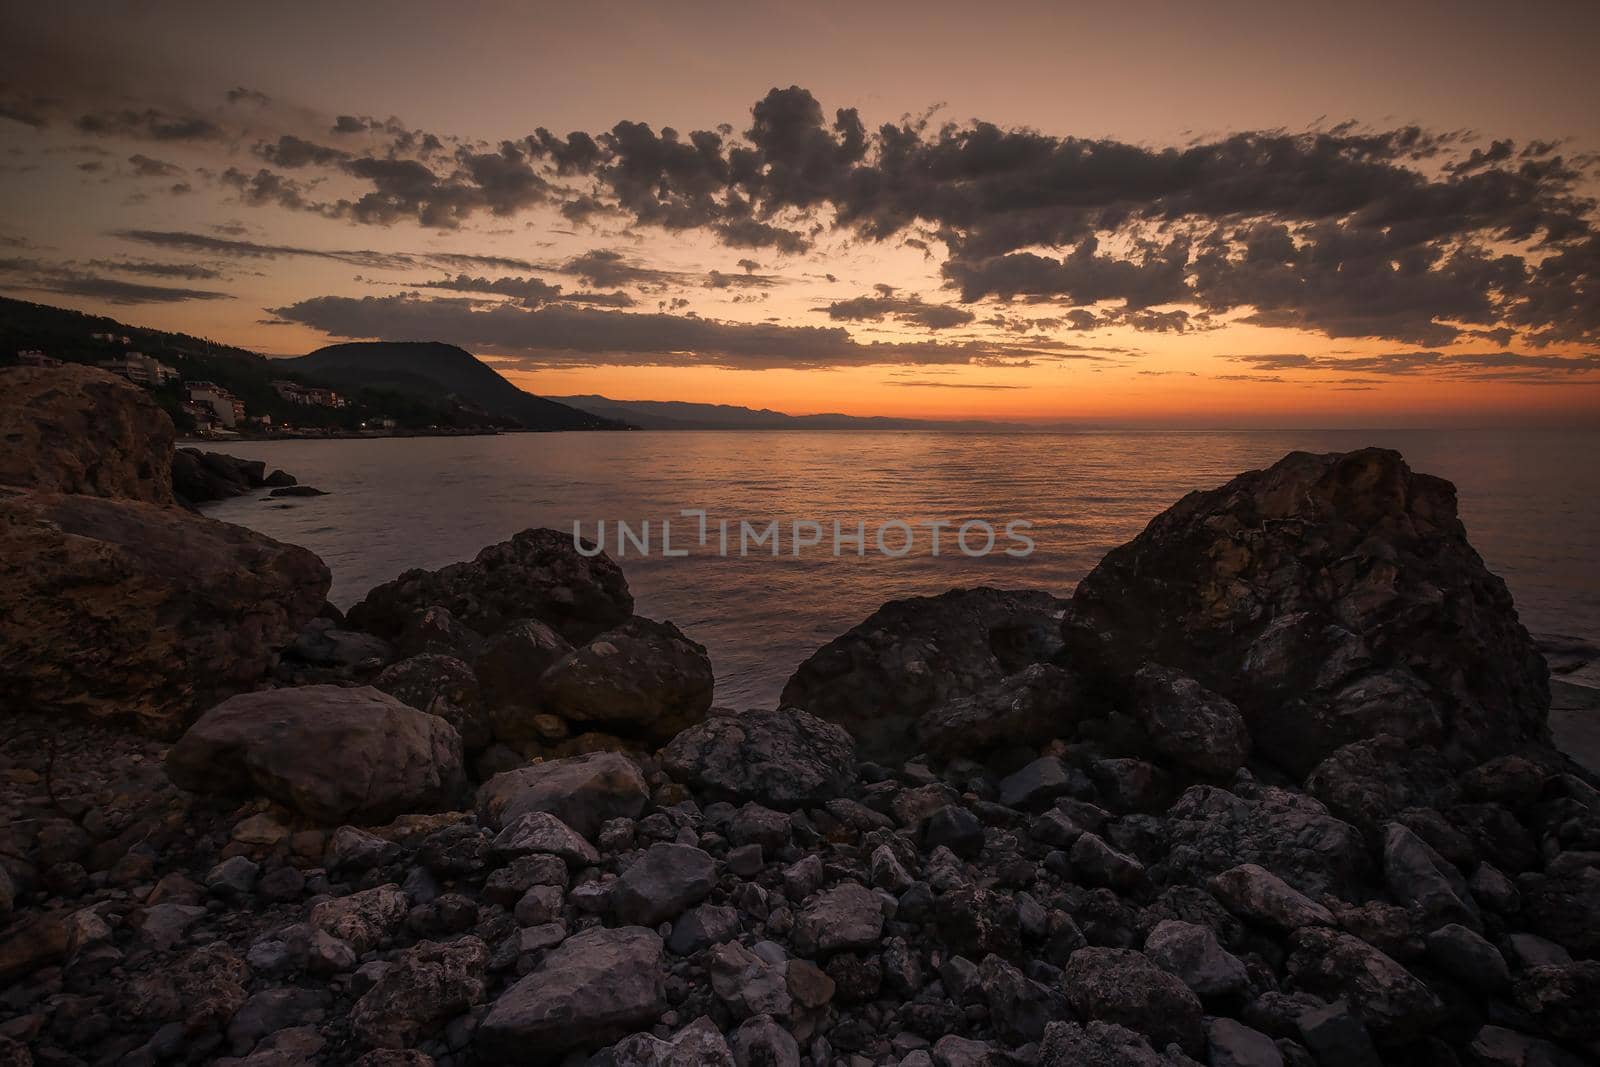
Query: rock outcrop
[[1065, 448, 1550, 776], [347, 526, 633, 645], [781, 587, 1068, 762], [0, 365, 174, 505], [0, 490, 329, 735], [165, 685, 465, 822], [170, 448, 297, 506]]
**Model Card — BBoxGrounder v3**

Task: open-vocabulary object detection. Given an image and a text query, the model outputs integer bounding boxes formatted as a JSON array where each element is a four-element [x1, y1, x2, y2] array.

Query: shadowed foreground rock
[[0, 490, 329, 736], [1065, 447, 1551, 776], [347, 526, 633, 646], [165, 685, 465, 822]]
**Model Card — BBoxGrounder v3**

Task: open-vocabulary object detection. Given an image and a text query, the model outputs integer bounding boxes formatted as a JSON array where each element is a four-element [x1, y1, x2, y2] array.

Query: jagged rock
[[1381, 822, 1481, 932], [537, 616, 713, 744], [660, 706, 855, 809], [918, 663, 1085, 762], [707, 941, 791, 1019], [1071, 832, 1146, 890], [1295, 1001, 1382, 1067], [781, 587, 1067, 761], [668, 904, 740, 955], [0, 365, 174, 505], [1064, 448, 1550, 775], [1131, 665, 1251, 777], [475, 926, 664, 1060], [1511, 962, 1600, 1042], [978, 952, 1063, 1042], [924, 804, 986, 859], [326, 826, 402, 873], [792, 883, 884, 956], [1466, 1025, 1589, 1067], [347, 527, 633, 645], [1143, 919, 1249, 998], [1062, 947, 1205, 1054], [309, 885, 410, 954], [491, 812, 598, 867], [472, 619, 572, 722], [394, 604, 482, 660], [166, 685, 465, 823], [0, 491, 329, 736], [374, 654, 491, 753], [1205, 1019, 1282, 1067], [1038, 1020, 1197, 1066], [477, 751, 648, 837], [1285, 927, 1443, 1043], [612, 843, 717, 925], [1303, 736, 1457, 831], [610, 1015, 735, 1066], [998, 756, 1075, 810], [350, 936, 489, 1049], [1208, 864, 1335, 932], [1167, 785, 1368, 900]]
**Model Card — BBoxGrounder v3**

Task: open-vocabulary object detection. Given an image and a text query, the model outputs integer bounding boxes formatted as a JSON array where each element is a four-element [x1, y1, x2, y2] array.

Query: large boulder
[[0, 365, 174, 505], [347, 527, 633, 645], [659, 707, 856, 809], [165, 685, 465, 822], [375, 653, 492, 754], [0, 490, 329, 736], [476, 751, 648, 837], [1061, 947, 1205, 1055], [538, 616, 714, 744], [1130, 665, 1251, 778], [476, 926, 665, 1060], [780, 587, 1067, 762], [1063, 448, 1549, 776]]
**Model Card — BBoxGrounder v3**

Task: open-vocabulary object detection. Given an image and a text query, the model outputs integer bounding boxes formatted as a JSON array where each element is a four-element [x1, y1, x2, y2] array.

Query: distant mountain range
[[286, 342, 625, 431], [548, 395, 1030, 431]]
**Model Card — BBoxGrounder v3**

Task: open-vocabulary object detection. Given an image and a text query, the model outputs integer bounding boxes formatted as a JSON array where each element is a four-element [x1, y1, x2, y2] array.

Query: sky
[[1, 0, 1598, 426]]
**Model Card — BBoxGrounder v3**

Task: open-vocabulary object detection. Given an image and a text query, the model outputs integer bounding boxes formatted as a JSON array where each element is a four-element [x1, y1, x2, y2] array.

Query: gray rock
[[538, 616, 714, 744], [1167, 785, 1368, 901], [707, 940, 791, 1019], [1205, 1019, 1282, 1067], [1466, 1024, 1589, 1067], [1382, 822, 1481, 932], [728, 803, 791, 850], [477, 751, 648, 837], [375, 653, 491, 753], [793, 883, 885, 957], [668, 904, 740, 955], [660, 706, 856, 809], [1285, 927, 1443, 1044], [166, 685, 465, 823], [1425, 923, 1510, 991], [350, 936, 489, 1049], [326, 825, 401, 873], [475, 925, 664, 1059], [730, 1014, 800, 1067], [1071, 832, 1145, 890], [978, 952, 1063, 1043], [1062, 947, 1204, 1055], [924, 804, 985, 859], [1143, 919, 1249, 998], [1131, 665, 1251, 777], [1208, 863, 1336, 932], [490, 811, 599, 867], [612, 843, 717, 926], [514, 884, 564, 926], [870, 844, 913, 893], [203, 855, 259, 897], [1295, 1000, 1381, 1067], [610, 1014, 735, 1066], [998, 756, 1074, 810]]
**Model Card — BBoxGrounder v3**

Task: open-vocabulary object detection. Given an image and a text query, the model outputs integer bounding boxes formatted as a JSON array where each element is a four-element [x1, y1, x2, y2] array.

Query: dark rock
[[1466, 1025, 1588, 1067], [1071, 833, 1146, 891], [0, 365, 174, 505], [394, 604, 483, 660], [667, 904, 740, 955], [472, 619, 572, 721], [936, 888, 1021, 959], [659, 706, 856, 809], [374, 653, 491, 754], [477, 751, 648, 837], [1209, 863, 1335, 932], [1131, 665, 1251, 777], [1285, 927, 1443, 1043], [286, 618, 393, 672], [491, 811, 598, 867], [610, 1015, 735, 1065], [1205, 1019, 1283, 1067], [1038, 1020, 1195, 1066], [793, 883, 884, 957], [1143, 919, 1249, 998], [780, 587, 1067, 762], [166, 685, 465, 823], [924, 805, 986, 859], [269, 484, 326, 497], [1295, 1000, 1382, 1067], [0, 491, 328, 736], [1511, 961, 1600, 1042], [611, 843, 717, 926], [475, 925, 664, 1059], [1424, 923, 1510, 992], [917, 663, 1086, 762], [998, 756, 1075, 810], [1063, 448, 1550, 776], [349, 936, 489, 1048], [537, 616, 713, 744], [1062, 947, 1205, 1054], [1167, 785, 1368, 900], [1382, 822, 1481, 932], [978, 952, 1063, 1043], [348, 526, 633, 645]]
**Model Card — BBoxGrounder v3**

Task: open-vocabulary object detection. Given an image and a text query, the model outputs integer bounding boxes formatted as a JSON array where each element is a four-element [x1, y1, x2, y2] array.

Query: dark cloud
[[1227, 349, 1600, 382], [84, 258, 222, 280], [271, 292, 1116, 370], [256, 134, 348, 168], [560, 249, 697, 289], [823, 294, 976, 330], [113, 229, 540, 273], [127, 153, 182, 177], [75, 108, 223, 141], [885, 379, 1024, 389], [410, 273, 563, 306], [225, 87, 271, 107], [706, 269, 781, 289], [220, 167, 311, 210], [0, 257, 230, 304]]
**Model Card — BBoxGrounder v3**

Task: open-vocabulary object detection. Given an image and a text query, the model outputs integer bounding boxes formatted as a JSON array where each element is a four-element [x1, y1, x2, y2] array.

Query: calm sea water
[[205, 430, 1600, 709]]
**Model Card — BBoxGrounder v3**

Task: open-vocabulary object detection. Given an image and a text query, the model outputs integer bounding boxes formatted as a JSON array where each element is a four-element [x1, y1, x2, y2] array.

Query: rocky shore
[[1, 365, 1597, 1067]]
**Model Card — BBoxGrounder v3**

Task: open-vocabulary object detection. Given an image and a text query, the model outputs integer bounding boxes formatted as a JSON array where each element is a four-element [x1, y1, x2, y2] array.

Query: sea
[[203, 429, 1600, 710]]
